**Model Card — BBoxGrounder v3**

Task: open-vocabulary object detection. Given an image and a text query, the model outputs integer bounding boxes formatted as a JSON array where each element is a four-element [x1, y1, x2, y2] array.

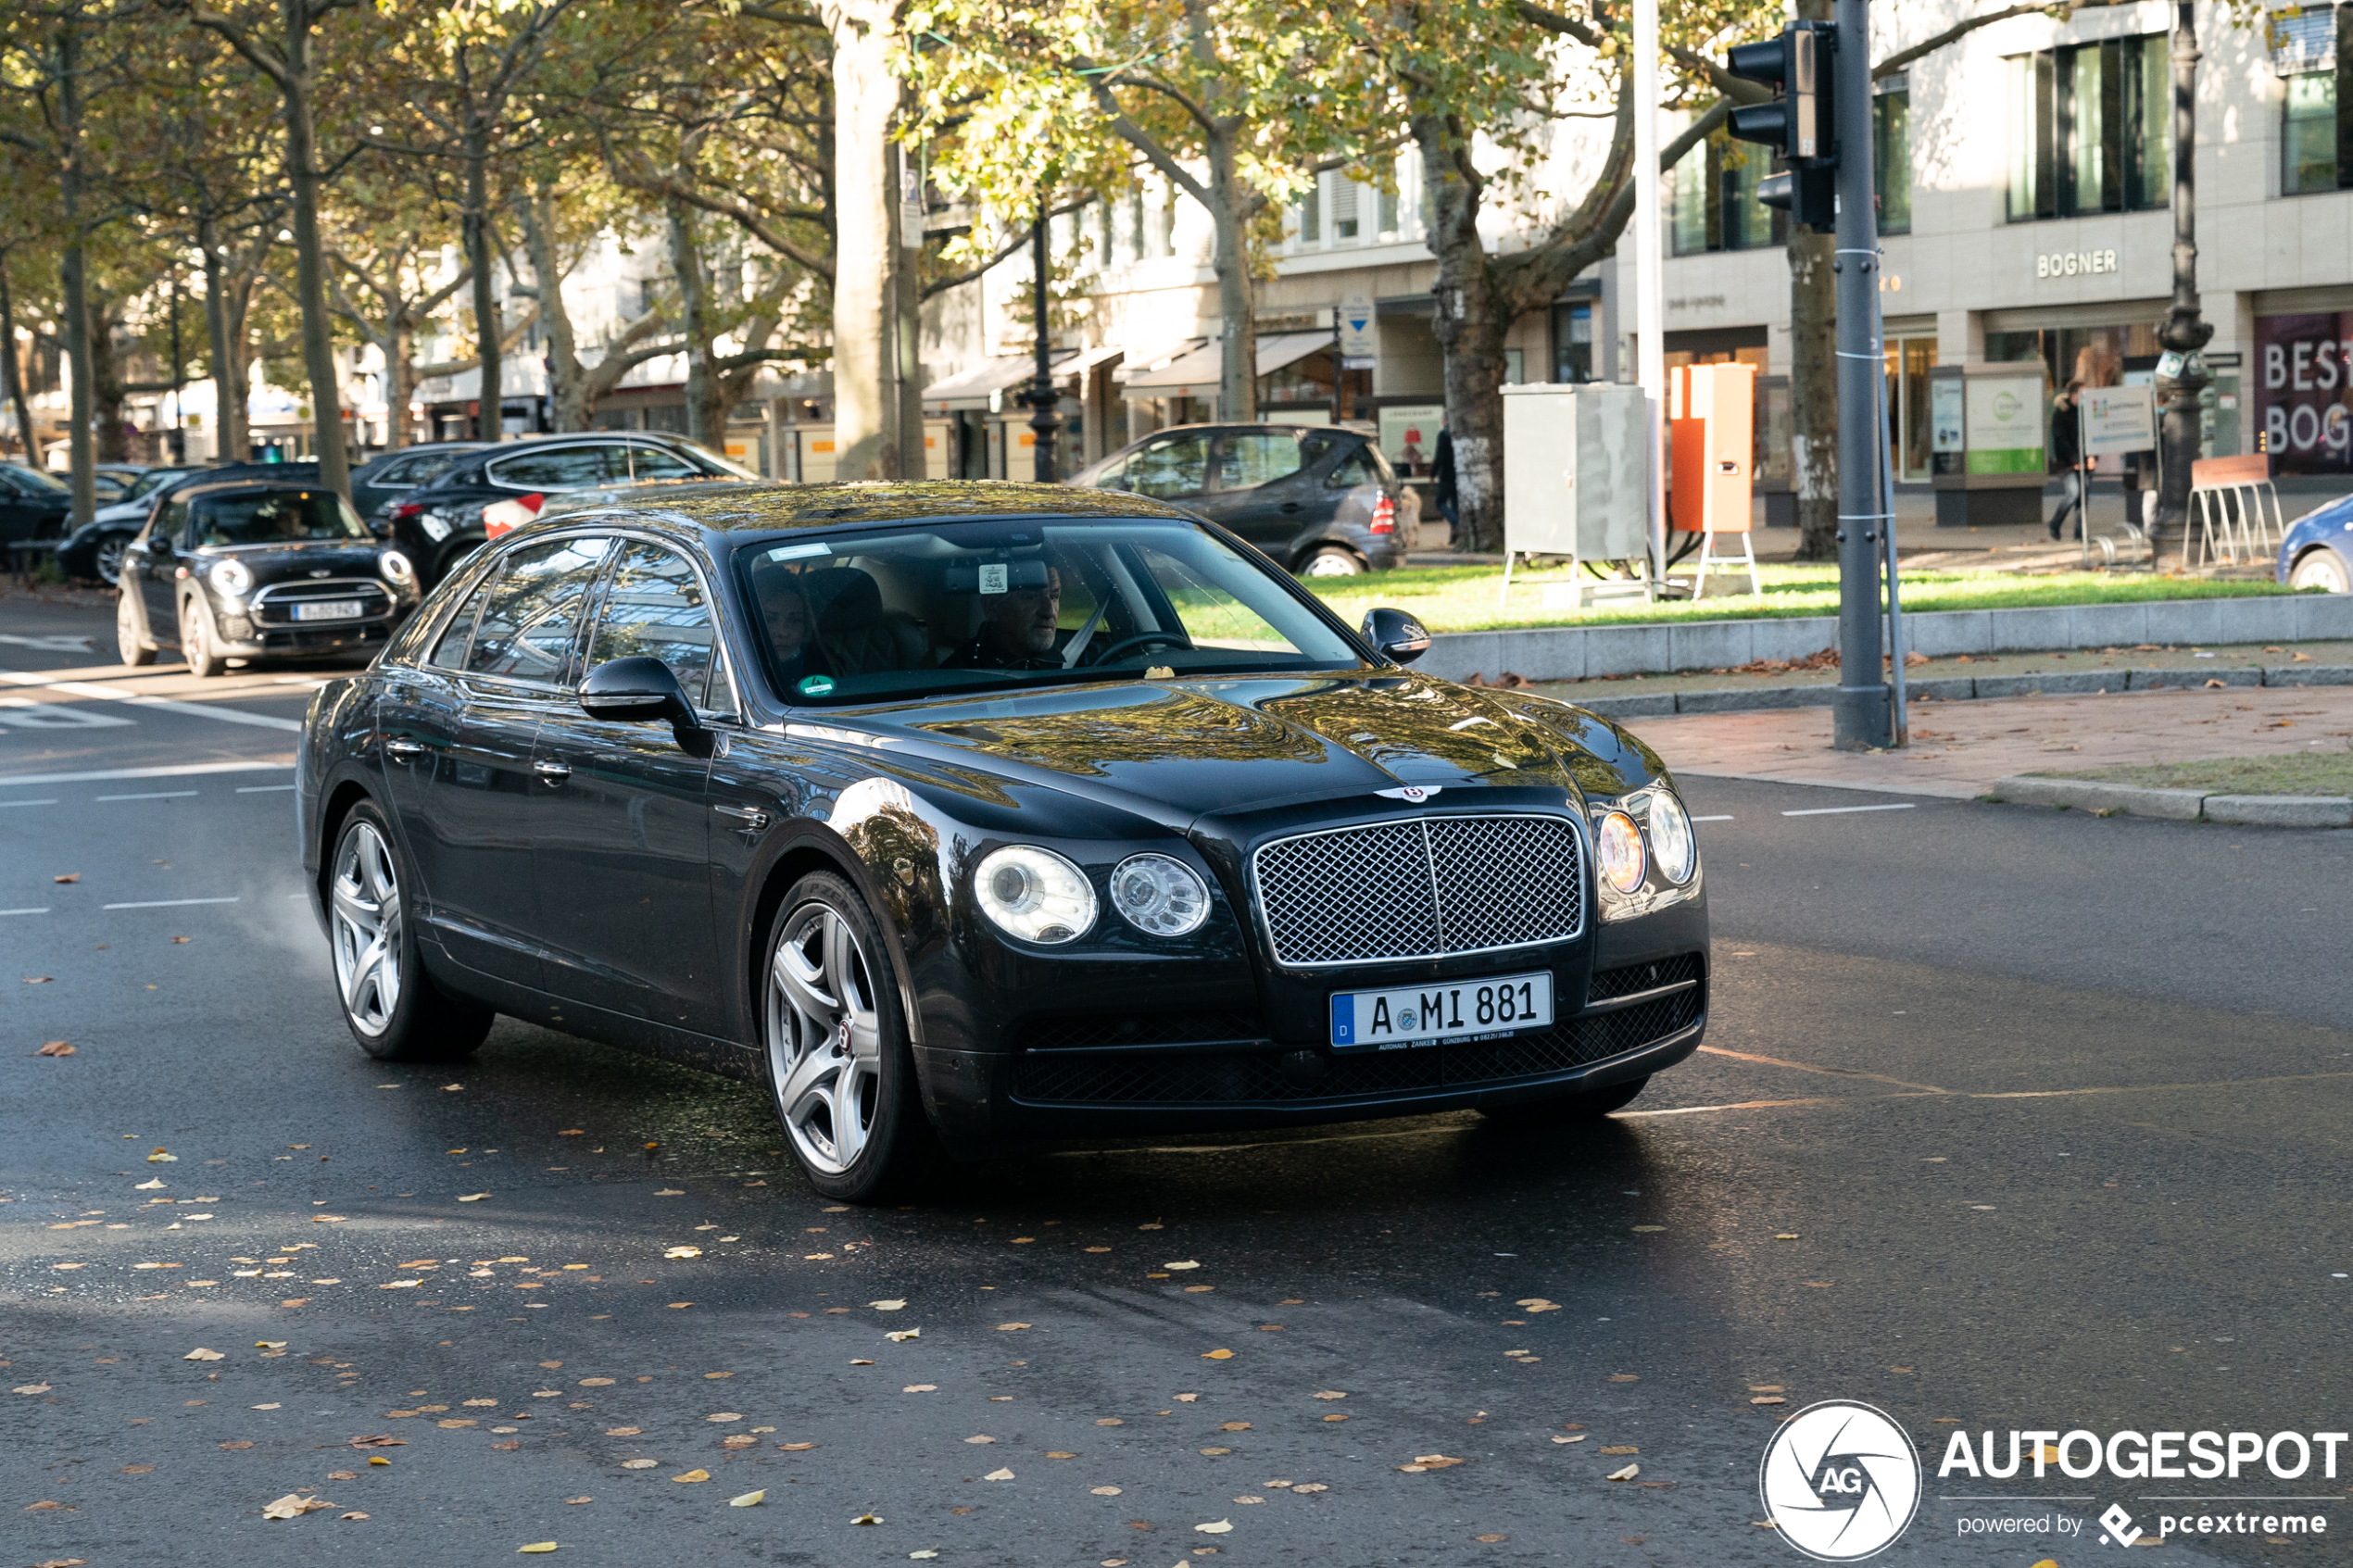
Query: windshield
[[8, 464, 68, 494], [736, 515, 1363, 707], [192, 489, 371, 546], [124, 468, 195, 503], [673, 438, 763, 482]]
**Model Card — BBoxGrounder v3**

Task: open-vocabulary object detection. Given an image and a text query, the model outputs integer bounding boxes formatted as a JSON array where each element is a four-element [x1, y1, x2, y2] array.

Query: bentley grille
[[1251, 812, 1585, 968]]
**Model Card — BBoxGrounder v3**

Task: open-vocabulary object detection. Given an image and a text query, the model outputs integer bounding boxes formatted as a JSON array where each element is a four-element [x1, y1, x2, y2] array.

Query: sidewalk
[[1634, 681, 2353, 799]]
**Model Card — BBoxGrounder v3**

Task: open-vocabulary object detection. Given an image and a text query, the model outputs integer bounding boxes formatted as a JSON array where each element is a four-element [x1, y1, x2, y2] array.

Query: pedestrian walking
[[2047, 381, 2084, 541], [1431, 426, 1459, 545]]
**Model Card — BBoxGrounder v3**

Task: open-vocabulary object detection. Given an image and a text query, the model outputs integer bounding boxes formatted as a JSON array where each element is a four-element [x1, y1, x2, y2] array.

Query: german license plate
[[293, 599, 365, 621], [1329, 971, 1554, 1052]]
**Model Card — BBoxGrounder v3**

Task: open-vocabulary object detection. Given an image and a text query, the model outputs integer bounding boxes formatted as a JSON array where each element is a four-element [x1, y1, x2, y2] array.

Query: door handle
[[713, 803, 769, 831], [1279, 502, 1303, 513], [535, 759, 572, 784], [384, 738, 427, 761]]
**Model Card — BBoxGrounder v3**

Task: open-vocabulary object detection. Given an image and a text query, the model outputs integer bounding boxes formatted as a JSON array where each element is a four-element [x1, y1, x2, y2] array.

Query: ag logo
[[1758, 1400, 1921, 1562]]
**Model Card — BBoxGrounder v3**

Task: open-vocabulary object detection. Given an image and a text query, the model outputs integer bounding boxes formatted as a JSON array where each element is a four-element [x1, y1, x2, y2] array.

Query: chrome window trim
[[1248, 809, 1590, 971], [484, 440, 628, 494]]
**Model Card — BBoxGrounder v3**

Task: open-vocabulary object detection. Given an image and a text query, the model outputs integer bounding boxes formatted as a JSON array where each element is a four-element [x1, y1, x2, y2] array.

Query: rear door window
[[1212, 432, 1309, 492], [626, 445, 702, 482], [464, 535, 613, 684], [1125, 433, 1212, 499], [485, 445, 622, 492]]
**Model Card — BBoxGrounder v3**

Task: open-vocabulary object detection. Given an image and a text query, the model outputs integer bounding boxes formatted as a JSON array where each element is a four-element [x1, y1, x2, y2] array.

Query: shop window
[[1874, 80, 1912, 234], [2006, 35, 2171, 220], [2276, 5, 2352, 194], [1552, 302, 1594, 384], [1671, 129, 1785, 255]]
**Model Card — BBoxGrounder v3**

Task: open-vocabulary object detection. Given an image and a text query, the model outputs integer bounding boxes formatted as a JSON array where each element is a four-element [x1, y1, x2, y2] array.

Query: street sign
[[1339, 290, 1376, 359], [2079, 383, 2157, 457]]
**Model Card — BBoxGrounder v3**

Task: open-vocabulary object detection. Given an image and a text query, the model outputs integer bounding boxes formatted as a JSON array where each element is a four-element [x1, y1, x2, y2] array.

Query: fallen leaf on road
[[458, 1194, 489, 1203], [13, 1383, 52, 1395], [621, 1461, 657, 1469], [53, 873, 78, 883], [778, 1442, 817, 1451], [729, 1490, 765, 1507], [964, 1435, 996, 1445], [262, 1492, 335, 1519], [705, 1412, 742, 1423], [1606, 1463, 1640, 1482], [983, 1467, 1015, 1481], [1291, 1483, 1328, 1493], [902, 1385, 936, 1393], [1630, 1224, 1666, 1232], [995, 1323, 1030, 1331], [722, 1436, 758, 1449], [870, 1298, 907, 1311], [662, 1247, 701, 1260], [34, 1042, 74, 1057], [368, 1457, 391, 1466], [1096, 1418, 1124, 1425], [1312, 1391, 1346, 1400], [121, 1465, 156, 1474], [184, 1348, 224, 1361], [655, 1188, 685, 1197], [1201, 1348, 1234, 1361], [1399, 1454, 1465, 1472], [1599, 1446, 1638, 1455], [1752, 1396, 1787, 1406], [671, 1470, 710, 1484], [1195, 1520, 1233, 1534], [1218, 1422, 1251, 1432], [147, 1149, 177, 1162], [852, 1512, 882, 1525], [219, 1441, 254, 1450], [25, 1501, 74, 1511], [565, 1497, 591, 1505], [1174, 1394, 1199, 1403], [1091, 1486, 1123, 1496], [516, 1543, 558, 1554], [1608, 1374, 1640, 1383], [1553, 1435, 1586, 1444], [1164, 1261, 1201, 1270], [604, 1427, 641, 1436], [1476, 1535, 1507, 1543], [341, 1512, 369, 1521], [135, 1178, 166, 1189]]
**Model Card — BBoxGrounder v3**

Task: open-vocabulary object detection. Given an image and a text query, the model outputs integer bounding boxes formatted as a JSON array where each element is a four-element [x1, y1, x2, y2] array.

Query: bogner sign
[[2037, 248, 2120, 279]]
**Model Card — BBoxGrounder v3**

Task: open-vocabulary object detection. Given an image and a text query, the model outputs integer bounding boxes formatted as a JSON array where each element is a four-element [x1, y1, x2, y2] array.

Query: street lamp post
[[2150, 0, 2211, 569], [167, 266, 186, 465], [1027, 201, 1060, 483]]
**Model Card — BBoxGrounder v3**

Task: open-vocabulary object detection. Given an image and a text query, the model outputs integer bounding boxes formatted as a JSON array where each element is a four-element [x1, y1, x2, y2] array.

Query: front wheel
[[117, 591, 155, 667], [94, 534, 129, 585], [2289, 548, 2350, 594], [180, 595, 229, 678], [1298, 545, 1365, 578], [761, 872, 941, 1202], [1478, 1074, 1650, 1125], [329, 802, 492, 1061]]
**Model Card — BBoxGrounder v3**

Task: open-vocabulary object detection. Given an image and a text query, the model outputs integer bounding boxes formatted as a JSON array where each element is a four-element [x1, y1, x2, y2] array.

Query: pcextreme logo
[[1759, 1400, 1923, 1561]]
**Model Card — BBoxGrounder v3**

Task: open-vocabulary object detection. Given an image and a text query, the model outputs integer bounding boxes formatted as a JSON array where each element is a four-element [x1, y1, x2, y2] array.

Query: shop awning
[[1120, 331, 1332, 395], [923, 351, 1079, 408]]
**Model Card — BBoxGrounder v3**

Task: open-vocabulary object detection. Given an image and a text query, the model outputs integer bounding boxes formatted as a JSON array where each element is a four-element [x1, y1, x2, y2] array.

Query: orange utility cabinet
[[1667, 362, 1759, 597]]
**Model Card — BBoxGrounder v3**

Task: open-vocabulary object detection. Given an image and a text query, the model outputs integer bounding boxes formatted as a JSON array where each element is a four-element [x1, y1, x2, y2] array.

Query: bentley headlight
[[1645, 790, 1696, 884], [208, 557, 253, 597], [975, 845, 1096, 945], [1596, 810, 1646, 894], [1109, 853, 1209, 936], [380, 548, 415, 584]]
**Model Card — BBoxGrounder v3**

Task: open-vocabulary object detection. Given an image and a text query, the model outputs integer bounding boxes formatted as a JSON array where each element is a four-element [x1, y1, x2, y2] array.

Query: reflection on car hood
[[198, 542, 389, 576], [849, 671, 1650, 822], [94, 498, 154, 526]]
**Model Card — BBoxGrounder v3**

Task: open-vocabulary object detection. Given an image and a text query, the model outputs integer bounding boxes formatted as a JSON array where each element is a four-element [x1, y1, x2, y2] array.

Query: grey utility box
[[1501, 382, 1650, 563]]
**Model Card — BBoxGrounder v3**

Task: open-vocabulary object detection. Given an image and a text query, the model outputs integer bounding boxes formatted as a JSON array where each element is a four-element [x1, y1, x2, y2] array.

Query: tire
[[117, 590, 156, 667], [1298, 545, 1365, 578], [180, 595, 229, 678], [761, 871, 943, 1202], [1478, 1074, 1651, 1125], [94, 533, 128, 586], [327, 801, 493, 1061], [2289, 548, 2350, 595]]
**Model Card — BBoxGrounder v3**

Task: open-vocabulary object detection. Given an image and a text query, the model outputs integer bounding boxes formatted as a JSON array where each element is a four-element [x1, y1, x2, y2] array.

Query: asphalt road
[[4, 593, 2348, 1568]]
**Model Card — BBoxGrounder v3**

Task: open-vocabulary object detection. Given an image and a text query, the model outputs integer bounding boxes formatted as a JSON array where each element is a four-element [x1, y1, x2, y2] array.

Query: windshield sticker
[[797, 674, 837, 698], [978, 562, 1008, 595], [766, 541, 831, 562]]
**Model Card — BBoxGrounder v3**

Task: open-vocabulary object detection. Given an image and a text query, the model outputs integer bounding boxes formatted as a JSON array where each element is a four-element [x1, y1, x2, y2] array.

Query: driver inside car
[[944, 565, 1064, 670]]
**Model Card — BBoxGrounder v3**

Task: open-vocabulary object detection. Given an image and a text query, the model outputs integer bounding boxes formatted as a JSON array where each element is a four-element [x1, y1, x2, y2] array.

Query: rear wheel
[[1479, 1074, 1650, 1125], [2289, 548, 2350, 594], [1299, 545, 1365, 578], [329, 802, 492, 1061], [761, 871, 942, 1202], [94, 534, 129, 585], [180, 595, 229, 678], [117, 591, 155, 667]]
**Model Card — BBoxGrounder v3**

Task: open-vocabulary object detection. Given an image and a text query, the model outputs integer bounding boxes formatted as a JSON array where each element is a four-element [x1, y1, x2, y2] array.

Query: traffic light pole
[[1830, 0, 1889, 750]]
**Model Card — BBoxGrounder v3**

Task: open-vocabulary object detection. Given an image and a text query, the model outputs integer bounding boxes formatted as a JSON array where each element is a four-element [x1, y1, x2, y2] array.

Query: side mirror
[[581, 656, 698, 732], [1361, 607, 1431, 665]]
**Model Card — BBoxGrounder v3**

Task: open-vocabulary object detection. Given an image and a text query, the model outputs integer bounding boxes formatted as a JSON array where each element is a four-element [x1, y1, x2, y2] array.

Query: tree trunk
[[1203, 126, 1258, 425], [0, 257, 40, 466], [197, 218, 253, 463], [386, 317, 414, 450], [890, 135, 925, 478], [282, 7, 347, 495], [463, 119, 501, 445], [90, 290, 129, 463], [521, 190, 585, 433], [57, 23, 95, 530], [1788, 227, 1838, 560], [669, 201, 725, 443], [1415, 113, 1508, 553], [826, 0, 896, 483]]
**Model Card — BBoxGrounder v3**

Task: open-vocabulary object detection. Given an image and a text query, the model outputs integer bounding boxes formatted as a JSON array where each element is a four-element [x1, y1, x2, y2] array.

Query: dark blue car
[[2278, 492, 2353, 593]]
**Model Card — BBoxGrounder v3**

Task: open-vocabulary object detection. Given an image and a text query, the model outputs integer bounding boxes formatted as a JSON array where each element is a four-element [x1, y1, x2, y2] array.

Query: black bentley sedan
[[118, 481, 422, 675], [297, 483, 1706, 1201]]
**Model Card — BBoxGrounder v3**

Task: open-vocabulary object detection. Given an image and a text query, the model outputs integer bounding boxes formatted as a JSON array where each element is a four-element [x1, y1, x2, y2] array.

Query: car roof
[[173, 479, 341, 502], [530, 480, 1197, 537]]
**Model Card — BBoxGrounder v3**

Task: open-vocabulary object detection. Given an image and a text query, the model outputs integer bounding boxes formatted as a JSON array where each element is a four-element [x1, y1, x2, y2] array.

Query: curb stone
[[1556, 665, 2353, 721], [1987, 776, 2353, 827]]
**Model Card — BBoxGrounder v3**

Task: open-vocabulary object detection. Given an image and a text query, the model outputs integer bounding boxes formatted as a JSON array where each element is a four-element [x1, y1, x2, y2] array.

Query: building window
[[1378, 167, 1400, 235], [1671, 129, 1784, 255], [2277, 5, 2351, 194], [1874, 78, 1912, 233], [2006, 34, 2171, 220], [1331, 176, 1359, 240], [1552, 301, 1593, 383], [1299, 181, 1320, 246]]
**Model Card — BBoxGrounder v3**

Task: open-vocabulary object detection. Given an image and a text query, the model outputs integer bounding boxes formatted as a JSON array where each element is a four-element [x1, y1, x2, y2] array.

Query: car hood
[[199, 542, 389, 578], [841, 671, 1657, 827], [94, 498, 153, 527]]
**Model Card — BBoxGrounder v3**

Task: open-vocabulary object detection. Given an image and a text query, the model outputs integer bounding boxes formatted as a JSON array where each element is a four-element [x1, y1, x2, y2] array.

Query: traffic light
[[1726, 22, 1838, 232]]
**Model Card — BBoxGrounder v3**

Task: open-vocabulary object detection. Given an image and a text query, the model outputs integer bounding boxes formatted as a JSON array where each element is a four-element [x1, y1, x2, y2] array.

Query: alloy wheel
[[95, 536, 126, 584], [1301, 547, 1364, 577], [331, 821, 404, 1036], [116, 592, 146, 665], [2291, 551, 2349, 594], [766, 901, 883, 1176]]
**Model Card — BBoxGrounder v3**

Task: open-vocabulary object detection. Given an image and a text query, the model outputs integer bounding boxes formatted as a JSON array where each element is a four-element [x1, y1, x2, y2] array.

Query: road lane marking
[[1, 907, 51, 916], [0, 634, 94, 651], [0, 760, 294, 787], [1698, 1044, 1954, 1094], [1, 797, 58, 808], [236, 784, 297, 793], [1780, 802, 1918, 817], [96, 790, 199, 801], [1692, 814, 1734, 822], [0, 669, 304, 732], [102, 897, 241, 909]]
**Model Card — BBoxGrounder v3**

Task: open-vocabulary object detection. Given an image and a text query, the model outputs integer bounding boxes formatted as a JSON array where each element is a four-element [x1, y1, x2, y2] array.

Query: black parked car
[[0, 462, 73, 568], [117, 480, 421, 676], [387, 432, 763, 590], [1066, 423, 1419, 576], [296, 482, 1707, 1201], [56, 465, 208, 583], [348, 440, 490, 525]]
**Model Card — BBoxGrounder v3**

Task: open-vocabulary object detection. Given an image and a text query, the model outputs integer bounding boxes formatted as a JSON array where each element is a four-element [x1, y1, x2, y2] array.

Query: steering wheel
[[1082, 632, 1189, 668]]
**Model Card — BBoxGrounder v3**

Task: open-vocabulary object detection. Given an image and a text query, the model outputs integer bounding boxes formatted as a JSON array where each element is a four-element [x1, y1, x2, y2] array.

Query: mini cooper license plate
[[1329, 971, 1554, 1052], [293, 599, 365, 621]]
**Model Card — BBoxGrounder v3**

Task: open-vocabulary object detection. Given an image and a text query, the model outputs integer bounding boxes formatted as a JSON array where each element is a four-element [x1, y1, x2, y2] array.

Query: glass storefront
[[2255, 311, 2353, 473], [1883, 336, 1934, 480]]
